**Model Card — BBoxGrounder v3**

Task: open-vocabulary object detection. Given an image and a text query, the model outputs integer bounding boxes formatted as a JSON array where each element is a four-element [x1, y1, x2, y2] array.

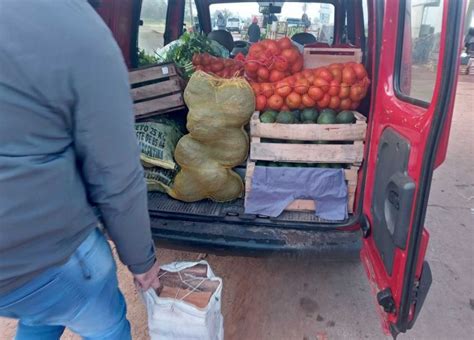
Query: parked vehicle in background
[[227, 17, 241, 33], [286, 17, 303, 28]]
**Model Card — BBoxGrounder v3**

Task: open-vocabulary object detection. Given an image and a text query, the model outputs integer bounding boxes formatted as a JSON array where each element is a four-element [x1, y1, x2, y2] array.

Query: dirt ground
[[1, 78, 473, 339]]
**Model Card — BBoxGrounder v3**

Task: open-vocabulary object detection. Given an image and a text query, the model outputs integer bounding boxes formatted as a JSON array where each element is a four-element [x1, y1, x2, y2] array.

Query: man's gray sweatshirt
[[0, 0, 155, 295]]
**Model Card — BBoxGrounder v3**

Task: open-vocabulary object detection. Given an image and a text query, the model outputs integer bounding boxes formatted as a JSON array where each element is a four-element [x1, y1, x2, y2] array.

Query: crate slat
[[303, 47, 362, 69], [250, 142, 364, 164], [131, 79, 182, 101], [245, 109, 366, 215], [129, 64, 178, 85], [250, 111, 367, 141], [134, 92, 184, 117]]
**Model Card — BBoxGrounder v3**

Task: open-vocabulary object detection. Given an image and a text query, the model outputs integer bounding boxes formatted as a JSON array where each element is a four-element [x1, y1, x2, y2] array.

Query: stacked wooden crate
[[245, 111, 367, 214], [129, 62, 186, 119]]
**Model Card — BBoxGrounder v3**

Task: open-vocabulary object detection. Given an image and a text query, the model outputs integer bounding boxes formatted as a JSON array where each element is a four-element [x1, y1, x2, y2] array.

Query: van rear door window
[[396, 0, 445, 105], [209, 2, 335, 45]]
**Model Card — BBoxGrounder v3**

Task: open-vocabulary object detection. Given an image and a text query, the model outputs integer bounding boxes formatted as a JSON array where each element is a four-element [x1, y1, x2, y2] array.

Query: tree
[[141, 0, 167, 22]]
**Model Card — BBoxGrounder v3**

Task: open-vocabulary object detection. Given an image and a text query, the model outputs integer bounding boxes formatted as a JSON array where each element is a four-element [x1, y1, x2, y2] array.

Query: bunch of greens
[[138, 48, 159, 67], [156, 32, 228, 78]]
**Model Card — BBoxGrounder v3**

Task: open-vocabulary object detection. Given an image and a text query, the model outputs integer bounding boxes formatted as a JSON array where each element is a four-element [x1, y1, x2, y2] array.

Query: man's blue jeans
[[0, 228, 131, 340]]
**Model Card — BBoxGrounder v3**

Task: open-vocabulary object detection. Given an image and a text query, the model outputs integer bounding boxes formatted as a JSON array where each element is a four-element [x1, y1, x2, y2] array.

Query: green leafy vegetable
[[155, 32, 228, 78]]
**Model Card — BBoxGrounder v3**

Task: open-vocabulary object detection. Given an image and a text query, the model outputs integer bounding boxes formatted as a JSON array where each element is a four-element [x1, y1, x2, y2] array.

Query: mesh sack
[[169, 71, 255, 202]]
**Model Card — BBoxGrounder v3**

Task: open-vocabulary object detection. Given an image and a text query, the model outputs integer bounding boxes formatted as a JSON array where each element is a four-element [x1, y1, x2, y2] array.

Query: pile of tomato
[[192, 53, 245, 78], [190, 37, 370, 111], [251, 62, 370, 112], [244, 37, 304, 83]]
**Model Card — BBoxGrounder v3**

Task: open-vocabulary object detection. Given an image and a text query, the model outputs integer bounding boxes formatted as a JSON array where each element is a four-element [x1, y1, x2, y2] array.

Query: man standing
[[0, 1, 160, 339], [248, 17, 261, 43], [217, 12, 227, 30]]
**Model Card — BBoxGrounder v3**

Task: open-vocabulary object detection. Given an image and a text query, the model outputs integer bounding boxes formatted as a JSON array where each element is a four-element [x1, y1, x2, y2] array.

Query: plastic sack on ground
[[141, 261, 223, 340], [169, 71, 255, 202], [135, 120, 183, 170]]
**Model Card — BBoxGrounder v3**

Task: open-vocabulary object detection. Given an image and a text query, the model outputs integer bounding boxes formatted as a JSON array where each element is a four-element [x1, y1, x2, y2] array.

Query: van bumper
[[150, 217, 361, 259]]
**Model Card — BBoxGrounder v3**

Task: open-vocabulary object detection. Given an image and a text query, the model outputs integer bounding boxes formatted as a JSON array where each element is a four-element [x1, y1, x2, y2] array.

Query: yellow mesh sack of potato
[[168, 71, 255, 202]]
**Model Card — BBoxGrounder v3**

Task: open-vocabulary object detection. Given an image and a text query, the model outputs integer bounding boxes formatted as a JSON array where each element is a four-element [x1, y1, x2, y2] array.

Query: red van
[[93, 0, 466, 337]]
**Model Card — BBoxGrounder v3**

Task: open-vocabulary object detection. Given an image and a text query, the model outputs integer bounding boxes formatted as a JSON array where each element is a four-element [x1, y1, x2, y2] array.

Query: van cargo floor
[[148, 192, 345, 225]]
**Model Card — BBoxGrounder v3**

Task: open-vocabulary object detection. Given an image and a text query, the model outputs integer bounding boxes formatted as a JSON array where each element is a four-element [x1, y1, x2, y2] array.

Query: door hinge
[[377, 288, 396, 314], [360, 214, 371, 238]]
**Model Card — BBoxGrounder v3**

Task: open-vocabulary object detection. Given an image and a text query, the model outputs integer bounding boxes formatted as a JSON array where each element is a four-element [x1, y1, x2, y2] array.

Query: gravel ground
[[1, 78, 473, 339]]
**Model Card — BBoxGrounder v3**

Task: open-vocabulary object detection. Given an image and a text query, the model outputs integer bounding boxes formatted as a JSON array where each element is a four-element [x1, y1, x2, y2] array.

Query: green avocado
[[336, 110, 356, 124], [317, 110, 337, 124], [276, 111, 295, 124], [260, 110, 278, 123], [301, 108, 319, 122], [291, 110, 301, 122], [320, 108, 337, 116]]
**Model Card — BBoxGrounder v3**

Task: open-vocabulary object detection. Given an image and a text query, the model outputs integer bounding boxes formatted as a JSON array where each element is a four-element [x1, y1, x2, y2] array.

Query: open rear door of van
[[360, 0, 465, 336]]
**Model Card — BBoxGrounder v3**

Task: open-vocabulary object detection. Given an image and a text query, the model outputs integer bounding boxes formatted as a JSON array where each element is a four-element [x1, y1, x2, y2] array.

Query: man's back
[[0, 0, 154, 295]]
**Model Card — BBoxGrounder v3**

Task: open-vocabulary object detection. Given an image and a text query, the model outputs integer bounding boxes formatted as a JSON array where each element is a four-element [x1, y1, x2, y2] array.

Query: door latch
[[377, 288, 396, 314]]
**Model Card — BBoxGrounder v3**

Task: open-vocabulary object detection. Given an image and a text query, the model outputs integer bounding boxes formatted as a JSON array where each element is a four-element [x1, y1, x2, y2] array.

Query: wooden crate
[[303, 46, 362, 69], [245, 111, 367, 214], [129, 63, 186, 119]]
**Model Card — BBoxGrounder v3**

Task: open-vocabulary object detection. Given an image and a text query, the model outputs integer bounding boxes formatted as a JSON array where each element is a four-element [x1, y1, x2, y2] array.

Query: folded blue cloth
[[245, 166, 348, 221]]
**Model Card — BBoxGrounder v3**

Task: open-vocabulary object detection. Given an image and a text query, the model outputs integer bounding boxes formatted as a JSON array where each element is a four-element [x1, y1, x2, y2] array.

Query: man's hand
[[133, 260, 161, 291]]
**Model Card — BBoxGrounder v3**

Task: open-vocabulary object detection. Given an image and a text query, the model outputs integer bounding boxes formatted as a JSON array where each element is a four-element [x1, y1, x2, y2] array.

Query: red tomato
[[274, 57, 289, 72], [269, 69, 285, 82], [263, 39, 280, 55], [256, 95, 267, 111], [267, 94, 284, 110], [328, 80, 340, 96], [353, 63, 368, 80], [224, 59, 234, 68], [257, 67, 270, 81], [302, 94, 316, 107], [328, 63, 344, 70], [317, 93, 331, 108], [261, 83, 274, 98], [340, 98, 352, 110], [201, 53, 211, 65], [318, 67, 333, 82], [249, 43, 264, 56], [294, 78, 310, 95], [278, 37, 293, 50], [275, 81, 292, 97], [342, 66, 357, 85], [281, 48, 299, 63], [313, 77, 330, 92], [251, 83, 261, 95], [339, 83, 351, 99], [245, 60, 259, 73], [286, 76, 296, 87], [302, 69, 313, 79], [328, 96, 341, 110], [350, 84, 363, 101], [286, 92, 302, 109], [192, 53, 201, 65], [280, 104, 290, 111], [291, 56, 304, 73], [308, 86, 324, 101], [210, 62, 224, 73], [330, 67, 343, 83]]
